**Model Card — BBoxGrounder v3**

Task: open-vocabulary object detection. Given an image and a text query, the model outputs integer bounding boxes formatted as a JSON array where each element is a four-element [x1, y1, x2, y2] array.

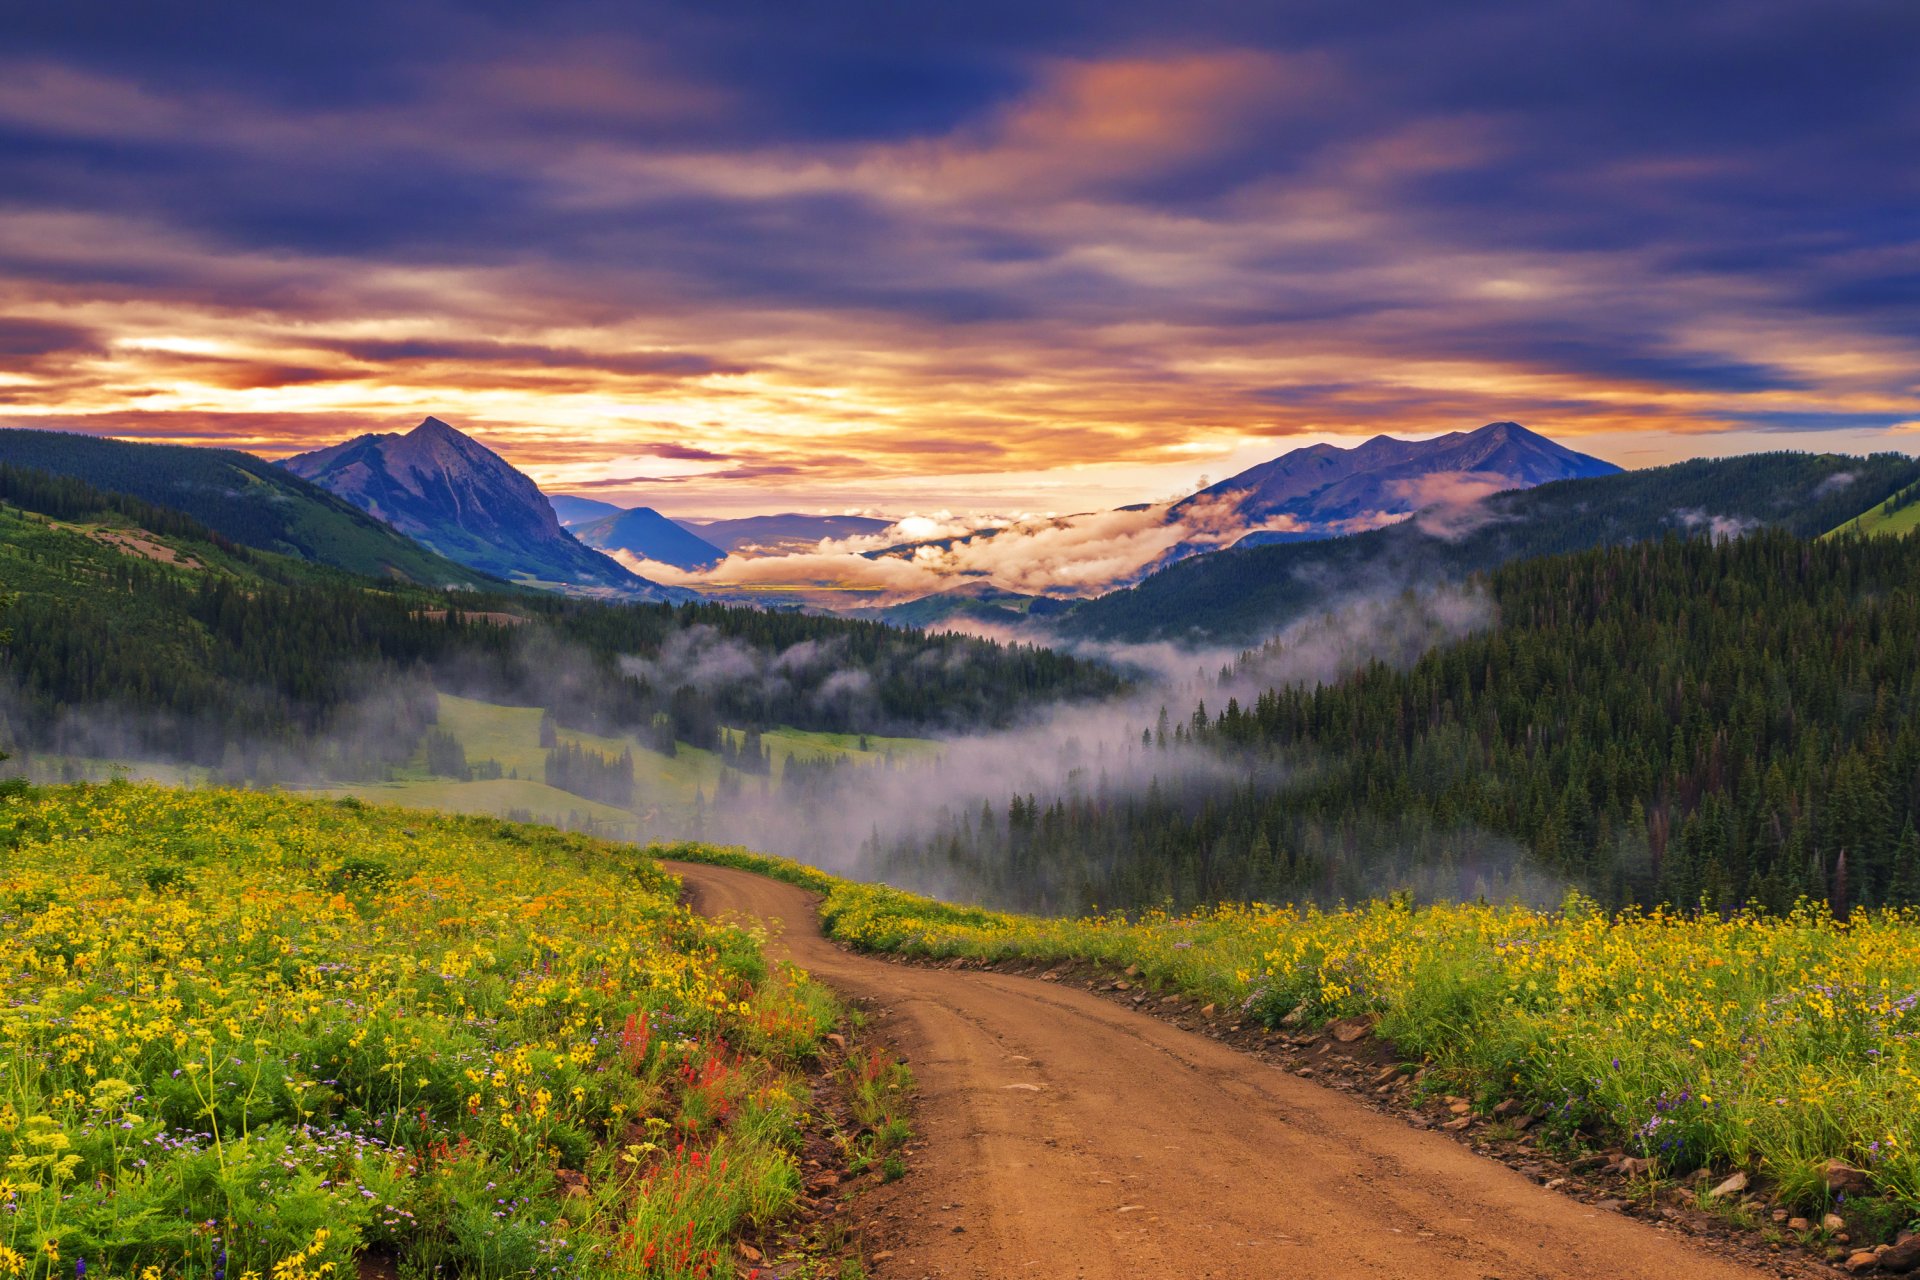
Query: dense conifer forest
[[0, 464, 1122, 766], [872, 529, 1920, 915]]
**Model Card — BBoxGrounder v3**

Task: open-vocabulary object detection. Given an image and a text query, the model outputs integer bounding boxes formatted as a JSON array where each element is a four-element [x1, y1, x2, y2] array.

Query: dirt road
[[669, 861, 1785, 1280]]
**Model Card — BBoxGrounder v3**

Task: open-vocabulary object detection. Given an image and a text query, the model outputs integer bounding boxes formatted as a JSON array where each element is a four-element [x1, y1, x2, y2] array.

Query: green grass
[[431, 695, 730, 804], [315, 777, 642, 837], [752, 727, 943, 771], [1822, 484, 1920, 539], [838, 1047, 914, 1183], [429, 694, 940, 816], [0, 782, 840, 1280]]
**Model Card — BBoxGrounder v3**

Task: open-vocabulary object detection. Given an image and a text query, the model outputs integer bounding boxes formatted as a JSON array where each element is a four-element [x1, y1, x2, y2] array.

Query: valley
[[8, 426, 1920, 1278], [6, 8, 1919, 1276], [313, 693, 940, 841]]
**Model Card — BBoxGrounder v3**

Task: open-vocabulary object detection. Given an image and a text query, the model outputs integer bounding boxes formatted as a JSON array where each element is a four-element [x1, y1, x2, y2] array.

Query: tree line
[[0, 462, 1122, 768], [872, 529, 1920, 915]]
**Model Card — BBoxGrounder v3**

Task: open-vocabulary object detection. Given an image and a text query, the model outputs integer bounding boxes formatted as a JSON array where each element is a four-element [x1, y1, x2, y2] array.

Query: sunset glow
[[2, 2, 1916, 516]]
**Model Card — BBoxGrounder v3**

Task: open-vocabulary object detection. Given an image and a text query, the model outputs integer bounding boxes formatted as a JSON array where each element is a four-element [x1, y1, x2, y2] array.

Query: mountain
[[686, 513, 894, 556], [572, 507, 727, 570], [0, 428, 489, 588], [1182, 421, 1620, 538], [1059, 451, 1920, 645], [282, 417, 674, 596], [549, 494, 625, 527]]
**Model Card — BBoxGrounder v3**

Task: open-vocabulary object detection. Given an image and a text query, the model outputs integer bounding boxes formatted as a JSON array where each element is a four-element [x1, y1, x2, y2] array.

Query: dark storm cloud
[[0, 318, 98, 358], [328, 339, 751, 378]]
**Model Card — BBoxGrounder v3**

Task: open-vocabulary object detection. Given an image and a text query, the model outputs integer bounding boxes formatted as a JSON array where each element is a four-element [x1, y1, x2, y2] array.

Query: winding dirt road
[[669, 861, 1785, 1280]]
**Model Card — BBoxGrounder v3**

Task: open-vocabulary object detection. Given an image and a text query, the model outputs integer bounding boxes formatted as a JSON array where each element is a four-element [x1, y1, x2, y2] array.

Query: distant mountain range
[[1189, 420, 1619, 542], [18, 416, 1908, 650], [1056, 451, 1920, 645], [547, 501, 893, 567], [852, 422, 1622, 625], [282, 418, 677, 597], [572, 507, 726, 570], [0, 427, 489, 588]]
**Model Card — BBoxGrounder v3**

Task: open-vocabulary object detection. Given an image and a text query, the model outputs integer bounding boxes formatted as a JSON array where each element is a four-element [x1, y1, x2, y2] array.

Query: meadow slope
[[0, 784, 845, 1280]]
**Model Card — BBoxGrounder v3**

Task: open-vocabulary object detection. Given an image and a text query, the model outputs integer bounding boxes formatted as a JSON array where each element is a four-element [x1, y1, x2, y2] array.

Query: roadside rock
[[1847, 1250, 1881, 1274], [1332, 1014, 1378, 1043], [1825, 1160, 1873, 1195], [1878, 1235, 1920, 1273], [1708, 1171, 1748, 1199]]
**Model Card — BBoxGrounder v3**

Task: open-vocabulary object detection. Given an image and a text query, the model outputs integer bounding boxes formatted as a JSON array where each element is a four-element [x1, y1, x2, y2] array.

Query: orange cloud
[[1, 44, 1916, 518]]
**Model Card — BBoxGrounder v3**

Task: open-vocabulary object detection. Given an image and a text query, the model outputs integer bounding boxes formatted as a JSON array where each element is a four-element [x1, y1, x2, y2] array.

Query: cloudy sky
[[2, 0, 1917, 516]]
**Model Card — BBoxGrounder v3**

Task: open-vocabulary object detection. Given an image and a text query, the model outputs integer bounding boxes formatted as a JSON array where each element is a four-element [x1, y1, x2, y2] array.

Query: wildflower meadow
[[0, 784, 837, 1280]]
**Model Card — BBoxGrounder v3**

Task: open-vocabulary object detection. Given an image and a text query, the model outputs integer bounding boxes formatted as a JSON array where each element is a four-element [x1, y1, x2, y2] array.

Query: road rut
[[668, 860, 1781, 1280]]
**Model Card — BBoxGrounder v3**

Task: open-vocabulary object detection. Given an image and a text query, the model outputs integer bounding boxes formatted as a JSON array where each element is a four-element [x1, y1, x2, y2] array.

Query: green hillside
[[0, 459, 1117, 769], [0, 483, 481, 767], [0, 428, 490, 587], [1823, 480, 1920, 539]]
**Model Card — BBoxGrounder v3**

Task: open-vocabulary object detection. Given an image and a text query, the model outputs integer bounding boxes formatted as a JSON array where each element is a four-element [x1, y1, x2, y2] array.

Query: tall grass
[[665, 843, 1920, 1212]]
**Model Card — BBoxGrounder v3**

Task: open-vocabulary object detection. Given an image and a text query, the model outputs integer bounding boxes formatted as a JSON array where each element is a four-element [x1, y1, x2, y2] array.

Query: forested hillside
[[0, 465, 1122, 769], [874, 529, 1920, 915], [0, 429, 488, 587], [1061, 451, 1920, 644]]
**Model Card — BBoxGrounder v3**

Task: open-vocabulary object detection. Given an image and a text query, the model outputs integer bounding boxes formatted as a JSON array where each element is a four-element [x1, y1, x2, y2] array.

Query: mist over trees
[[850, 530, 1920, 915], [544, 740, 635, 808], [0, 462, 1122, 772]]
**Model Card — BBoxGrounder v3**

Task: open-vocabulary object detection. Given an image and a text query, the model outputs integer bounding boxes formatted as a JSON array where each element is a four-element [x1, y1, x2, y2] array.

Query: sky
[[2, 0, 1918, 518]]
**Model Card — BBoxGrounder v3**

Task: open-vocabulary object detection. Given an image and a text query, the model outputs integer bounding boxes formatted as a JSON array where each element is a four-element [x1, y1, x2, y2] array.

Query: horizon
[[3, 2, 1918, 516]]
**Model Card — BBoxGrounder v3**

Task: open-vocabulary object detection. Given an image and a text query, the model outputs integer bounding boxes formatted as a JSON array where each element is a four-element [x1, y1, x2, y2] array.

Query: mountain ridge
[[573, 506, 727, 570], [283, 417, 678, 597], [1059, 450, 1920, 645], [0, 427, 492, 588], [1184, 421, 1621, 537]]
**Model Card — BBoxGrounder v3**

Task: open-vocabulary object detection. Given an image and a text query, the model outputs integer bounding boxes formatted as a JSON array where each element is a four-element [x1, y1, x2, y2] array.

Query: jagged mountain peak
[[282, 417, 677, 597], [1182, 421, 1619, 534]]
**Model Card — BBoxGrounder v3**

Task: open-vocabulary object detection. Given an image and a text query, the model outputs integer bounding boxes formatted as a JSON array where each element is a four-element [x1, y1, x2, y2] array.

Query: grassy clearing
[[1822, 485, 1920, 539], [748, 729, 941, 772], [664, 843, 1920, 1222], [423, 695, 939, 817], [0, 783, 842, 1280], [318, 777, 642, 838]]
